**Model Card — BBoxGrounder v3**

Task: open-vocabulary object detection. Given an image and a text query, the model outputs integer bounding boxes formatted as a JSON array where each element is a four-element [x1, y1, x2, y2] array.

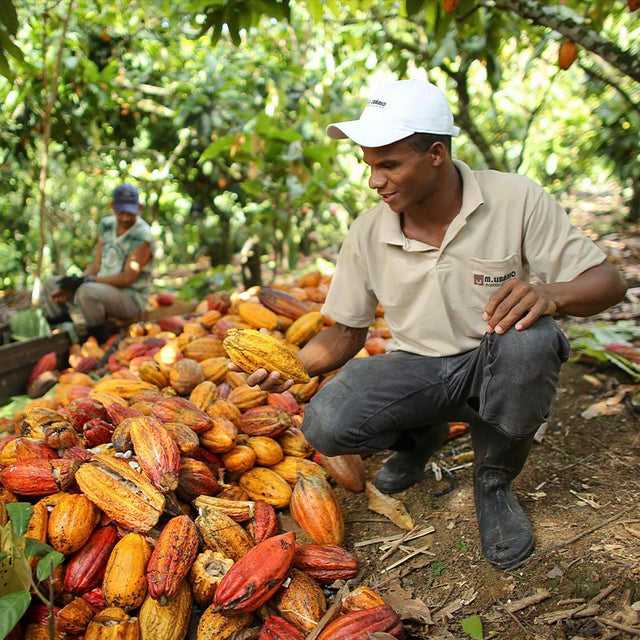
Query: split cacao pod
[[146, 514, 199, 603], [223, 328, 310, 384], [193, 495, 254, 522], [189, 550, 234, 609], [0, 458, 79, 496], [213, 531, 296, 613], [75, 453, 165, 532], [84, 606, 140, 640]]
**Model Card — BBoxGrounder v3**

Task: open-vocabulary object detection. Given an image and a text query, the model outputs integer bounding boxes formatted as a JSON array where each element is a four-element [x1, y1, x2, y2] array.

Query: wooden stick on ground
[[595, 616, 640, 636], [521, 511, 626, 565], [381, 542, 435, 573], [503, 588, 551, 613]]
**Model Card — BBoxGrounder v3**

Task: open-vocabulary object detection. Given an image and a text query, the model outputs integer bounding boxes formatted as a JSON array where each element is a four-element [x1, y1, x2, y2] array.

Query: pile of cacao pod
[[0, 271, 405, 639]]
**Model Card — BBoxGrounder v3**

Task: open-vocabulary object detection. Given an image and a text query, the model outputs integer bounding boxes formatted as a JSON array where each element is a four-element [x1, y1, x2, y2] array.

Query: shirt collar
[[378, 159, 485, 246]]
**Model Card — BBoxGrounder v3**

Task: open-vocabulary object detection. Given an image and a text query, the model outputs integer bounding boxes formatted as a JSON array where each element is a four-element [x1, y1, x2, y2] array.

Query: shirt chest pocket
[[468, 254, 522, 312]]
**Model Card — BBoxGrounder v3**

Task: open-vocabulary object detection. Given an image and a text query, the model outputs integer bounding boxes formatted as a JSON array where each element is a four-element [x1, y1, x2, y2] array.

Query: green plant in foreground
[[0, 502, 65, 640]]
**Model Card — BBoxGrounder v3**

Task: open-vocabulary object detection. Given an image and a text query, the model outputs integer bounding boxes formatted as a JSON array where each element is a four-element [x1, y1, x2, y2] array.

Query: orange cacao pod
[[290, 474, 344, 545], [317, 604, 404, 640], [129, 416, 181, 493], [137, 359, 170, 388], [558, 41, 578, 70], [75, 453, 165, 532], [277, 428, 313, 458], [146, 514, 199, 603], [200, 357, 230, 384], [247, 436, 284, 467], [195, 508, 254, 561], [47, 493, 98, 554], [293, 544, 358, 584], [270, 456, 328, 486], [220, 444, 257, 474], [64, 524, 119, 595], [285, 311, 324, 347], [318, 453, 366, 493], [163, 421, 200, 455], [205, 398, 242, 423], [93, 377, 158, 399], [237, 302, 280, 330], [0, 458, 78, 496], [341, 586, 387, 613], [441, 0, 458, 11], [26, 498, 49, 543], [169, 358, 204, 395], [139, 579, 192, 640], [275, 568, 326, 633], [103, 532, 152, 611], [289, 376, 320, 402], [196, 607, 253, 640], [242, 406, 293, 439], [227, 384, 268, 411], [198, 416, 238, 453], [183, 336, 227, 361], [213, 531, 296, 613], [152, 396, 213, 433], [239, 466, 293, 508], [189, 380, 219, 411], [177, 457, 219, 502]]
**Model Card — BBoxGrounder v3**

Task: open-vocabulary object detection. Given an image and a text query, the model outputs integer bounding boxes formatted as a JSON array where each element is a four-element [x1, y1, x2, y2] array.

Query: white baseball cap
[[326, 79, 460, 147]]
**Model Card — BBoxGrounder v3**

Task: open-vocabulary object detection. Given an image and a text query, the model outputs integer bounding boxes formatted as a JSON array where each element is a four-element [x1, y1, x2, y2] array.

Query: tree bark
[[480, 0, 640, 84]]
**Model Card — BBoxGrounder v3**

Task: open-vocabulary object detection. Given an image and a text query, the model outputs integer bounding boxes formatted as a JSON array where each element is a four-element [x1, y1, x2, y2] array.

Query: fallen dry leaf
[[365, 482, 414, 530]]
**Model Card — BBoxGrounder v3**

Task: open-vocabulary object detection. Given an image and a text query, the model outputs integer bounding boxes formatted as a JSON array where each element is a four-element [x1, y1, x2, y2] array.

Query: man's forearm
[[539, 260, 627, 317], [298, 323, 369, 377]]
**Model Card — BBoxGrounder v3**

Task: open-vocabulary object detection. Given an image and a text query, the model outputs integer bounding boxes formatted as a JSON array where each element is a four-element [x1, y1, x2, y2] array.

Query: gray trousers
[[301, 316, 570, 455], [42, 276, 142, 327]]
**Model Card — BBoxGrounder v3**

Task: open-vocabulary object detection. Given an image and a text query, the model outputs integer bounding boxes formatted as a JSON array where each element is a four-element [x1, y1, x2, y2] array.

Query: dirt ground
[[323, 356, 640, 640]]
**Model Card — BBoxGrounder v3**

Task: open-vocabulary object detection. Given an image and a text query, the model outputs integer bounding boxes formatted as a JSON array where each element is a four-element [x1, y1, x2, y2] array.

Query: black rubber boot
[[86, 323, 111, 345], [373, 423, 450, 494], [471, 420, 535, 569]]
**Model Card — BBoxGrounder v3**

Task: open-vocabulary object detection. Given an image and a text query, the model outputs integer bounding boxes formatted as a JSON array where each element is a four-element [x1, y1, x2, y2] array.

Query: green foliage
[[462, 614, 484, 639], [0, 502, 65, 639], [8, 308, 51, 342]]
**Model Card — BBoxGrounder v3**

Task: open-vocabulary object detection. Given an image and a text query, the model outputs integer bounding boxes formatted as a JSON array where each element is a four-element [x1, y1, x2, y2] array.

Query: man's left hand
[[483, 278, 557, 335]]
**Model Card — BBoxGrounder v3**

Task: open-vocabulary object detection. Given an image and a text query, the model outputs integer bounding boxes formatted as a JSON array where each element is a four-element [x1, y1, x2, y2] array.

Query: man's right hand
[[229, 363, 295, 393]]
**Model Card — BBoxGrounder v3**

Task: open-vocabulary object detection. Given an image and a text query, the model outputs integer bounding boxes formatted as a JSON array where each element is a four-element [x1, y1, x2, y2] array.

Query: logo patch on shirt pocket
[[468, 254, 521, 311]]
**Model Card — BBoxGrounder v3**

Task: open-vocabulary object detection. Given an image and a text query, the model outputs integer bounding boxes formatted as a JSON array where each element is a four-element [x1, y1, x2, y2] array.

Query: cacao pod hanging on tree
[[558, 41, 578, 70]]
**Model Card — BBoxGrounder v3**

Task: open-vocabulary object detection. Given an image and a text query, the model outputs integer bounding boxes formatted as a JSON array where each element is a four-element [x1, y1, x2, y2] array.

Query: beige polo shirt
[[321, 160, 606, 357]]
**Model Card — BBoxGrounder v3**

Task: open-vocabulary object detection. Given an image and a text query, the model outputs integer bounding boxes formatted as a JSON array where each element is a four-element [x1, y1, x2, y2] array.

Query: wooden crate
[[0, 332, 70, 404]]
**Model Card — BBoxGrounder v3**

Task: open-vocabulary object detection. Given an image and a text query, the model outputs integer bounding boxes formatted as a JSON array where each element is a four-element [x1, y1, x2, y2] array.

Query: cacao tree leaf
[[35, 551, 65, 582], [23, 538, 56, 559], [5, 503, 32, 537], [0, 522, 31, 596], [0, 0, 18, 35], [0, 591, 31, 639]]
